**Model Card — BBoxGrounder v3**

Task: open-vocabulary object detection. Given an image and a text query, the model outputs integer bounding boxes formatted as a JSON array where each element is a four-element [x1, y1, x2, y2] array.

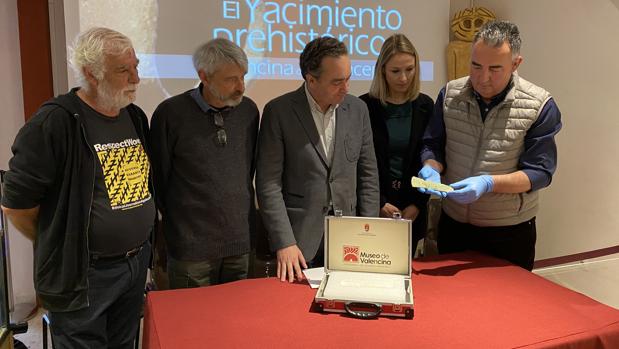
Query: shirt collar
[[191, 83, 234, 114], [472, 76, 514, 106], [304, 83, 337, 115], [190, 83, 217, 114]]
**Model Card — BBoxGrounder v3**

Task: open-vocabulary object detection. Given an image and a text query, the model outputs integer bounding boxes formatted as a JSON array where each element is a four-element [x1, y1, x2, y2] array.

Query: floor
[[10, 253, 619, 348], [533, 253, 619, 309], [12, 308, 45, 349]]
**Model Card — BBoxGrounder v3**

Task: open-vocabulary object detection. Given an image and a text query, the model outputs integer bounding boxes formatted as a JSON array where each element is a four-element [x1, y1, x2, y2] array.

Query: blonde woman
[[360, 33, 433, 245]]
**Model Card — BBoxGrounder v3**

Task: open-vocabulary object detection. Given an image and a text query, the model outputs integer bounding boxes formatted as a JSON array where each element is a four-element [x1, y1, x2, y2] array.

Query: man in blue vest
[[419, 20, 562, 270]]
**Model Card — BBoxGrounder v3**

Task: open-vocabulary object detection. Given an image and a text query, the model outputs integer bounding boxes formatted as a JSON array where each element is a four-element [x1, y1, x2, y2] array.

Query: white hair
[[69, 27, 134, 92], [192, 38, 248, 77]]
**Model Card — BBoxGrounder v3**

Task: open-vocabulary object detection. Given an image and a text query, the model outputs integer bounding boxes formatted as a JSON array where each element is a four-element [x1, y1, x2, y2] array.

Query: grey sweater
[[150, 88, 259, 261]]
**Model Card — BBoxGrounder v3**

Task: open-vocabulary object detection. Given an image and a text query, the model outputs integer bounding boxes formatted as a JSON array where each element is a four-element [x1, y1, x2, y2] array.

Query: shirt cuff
[[420, 150, 439, 165], [522, 169, 551, 192]]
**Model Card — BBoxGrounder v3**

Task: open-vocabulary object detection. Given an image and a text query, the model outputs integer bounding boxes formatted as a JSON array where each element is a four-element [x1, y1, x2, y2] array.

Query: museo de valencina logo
[[343, 246, 391, 266], [343, 246, 360, 263]]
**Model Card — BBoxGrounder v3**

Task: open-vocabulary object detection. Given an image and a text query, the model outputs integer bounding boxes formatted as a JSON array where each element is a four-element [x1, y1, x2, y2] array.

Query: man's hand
[[447, 175, 494, 204], [401, 204, 420, 221], [276, 245, 307, 283], [380, 203, 400, 218], [417, 165, 446, 198]]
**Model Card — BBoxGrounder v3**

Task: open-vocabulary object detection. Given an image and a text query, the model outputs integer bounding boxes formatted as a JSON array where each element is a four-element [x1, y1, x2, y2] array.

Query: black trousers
[[307, 237, 325, 268], [49, 242, 151, 348], [437, 212, 537, 271]]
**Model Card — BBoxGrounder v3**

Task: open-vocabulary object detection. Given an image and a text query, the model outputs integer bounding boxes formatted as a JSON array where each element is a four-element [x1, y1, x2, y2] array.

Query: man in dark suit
[[256, 37, 379, 282]]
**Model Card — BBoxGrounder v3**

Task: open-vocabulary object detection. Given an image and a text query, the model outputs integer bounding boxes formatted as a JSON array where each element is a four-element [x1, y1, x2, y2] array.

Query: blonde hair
[[69, 27, 134, 91], [369, 34, 420, 105]]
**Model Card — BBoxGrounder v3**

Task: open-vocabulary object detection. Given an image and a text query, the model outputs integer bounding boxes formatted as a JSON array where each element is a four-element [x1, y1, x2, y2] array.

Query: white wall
[[412, 1, 451, 99], [449, 0, 619, 259], [0, 1, 24, 168], [0, 0, 36, 306]]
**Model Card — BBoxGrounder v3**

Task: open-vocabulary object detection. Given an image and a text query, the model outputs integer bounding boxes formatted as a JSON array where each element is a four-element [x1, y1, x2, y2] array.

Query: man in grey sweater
[[150, 38, 259, 288]]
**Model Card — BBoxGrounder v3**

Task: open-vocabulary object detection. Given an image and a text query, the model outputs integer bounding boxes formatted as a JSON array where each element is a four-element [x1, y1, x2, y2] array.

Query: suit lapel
[[332, 101, 349, 168], [291, 85, 328, 167]]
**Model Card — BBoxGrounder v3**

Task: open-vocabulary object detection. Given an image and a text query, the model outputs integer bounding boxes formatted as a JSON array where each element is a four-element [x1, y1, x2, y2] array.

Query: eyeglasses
[[213, 112, 227, 146]]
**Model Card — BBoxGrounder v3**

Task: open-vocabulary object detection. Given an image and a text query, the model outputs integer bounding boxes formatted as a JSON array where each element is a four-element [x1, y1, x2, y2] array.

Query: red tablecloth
[[143, 252, 619, 348]]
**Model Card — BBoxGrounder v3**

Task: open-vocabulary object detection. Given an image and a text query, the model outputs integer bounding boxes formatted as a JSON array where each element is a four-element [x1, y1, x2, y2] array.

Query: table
[[143, 252, 619, 348]]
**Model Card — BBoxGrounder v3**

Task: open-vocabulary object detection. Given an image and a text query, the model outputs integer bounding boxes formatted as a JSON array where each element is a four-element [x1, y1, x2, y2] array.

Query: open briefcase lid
[[323, 216, 412, 277], [316, 216, 414, 319]]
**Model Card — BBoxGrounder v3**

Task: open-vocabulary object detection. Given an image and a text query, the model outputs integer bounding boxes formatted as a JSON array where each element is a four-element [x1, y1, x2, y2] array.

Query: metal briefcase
[[314, 215, 414, 319]]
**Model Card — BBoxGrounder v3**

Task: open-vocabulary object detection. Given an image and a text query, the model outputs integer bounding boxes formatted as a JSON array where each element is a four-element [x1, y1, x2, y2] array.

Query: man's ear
[[83, 66, 99, 88], [198, 69, 208, 83], [305, 73, 316, 86], [512, 55, 523, 72]]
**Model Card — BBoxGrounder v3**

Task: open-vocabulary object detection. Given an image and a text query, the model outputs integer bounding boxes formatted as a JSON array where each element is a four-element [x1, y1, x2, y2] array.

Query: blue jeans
[[49, 241, 151, 349]]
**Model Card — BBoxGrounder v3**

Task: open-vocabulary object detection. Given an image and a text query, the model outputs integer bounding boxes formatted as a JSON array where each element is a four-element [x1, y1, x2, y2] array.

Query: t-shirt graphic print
[[94, 138, 151, 210]]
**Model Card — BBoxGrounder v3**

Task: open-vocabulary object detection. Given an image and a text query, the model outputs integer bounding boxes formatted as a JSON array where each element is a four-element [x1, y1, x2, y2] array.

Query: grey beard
[[207, 84, 243, 107], [96, 82, 136, 112]]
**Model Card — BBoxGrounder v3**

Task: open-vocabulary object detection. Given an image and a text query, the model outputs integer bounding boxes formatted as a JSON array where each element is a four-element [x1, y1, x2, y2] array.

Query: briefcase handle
[[344, 302, 382, 319]]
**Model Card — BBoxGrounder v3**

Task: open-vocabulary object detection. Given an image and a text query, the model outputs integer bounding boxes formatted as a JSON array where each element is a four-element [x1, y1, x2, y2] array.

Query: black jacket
[[1, 88, 152, 312], [359, 92, 433, 241]]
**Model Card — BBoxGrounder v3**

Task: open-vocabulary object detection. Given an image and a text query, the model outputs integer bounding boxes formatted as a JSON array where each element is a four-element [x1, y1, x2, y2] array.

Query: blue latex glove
[[447, 175, 494, 204], [417, 165, 447, 198]]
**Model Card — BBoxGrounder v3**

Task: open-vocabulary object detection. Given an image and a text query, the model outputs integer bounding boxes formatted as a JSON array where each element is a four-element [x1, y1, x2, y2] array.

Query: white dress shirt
[[305, 83, 337, 166]]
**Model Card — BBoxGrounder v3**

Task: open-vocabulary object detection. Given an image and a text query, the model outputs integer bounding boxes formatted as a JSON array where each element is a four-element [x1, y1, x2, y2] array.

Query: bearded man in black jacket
[[1, 27, 155, 348]]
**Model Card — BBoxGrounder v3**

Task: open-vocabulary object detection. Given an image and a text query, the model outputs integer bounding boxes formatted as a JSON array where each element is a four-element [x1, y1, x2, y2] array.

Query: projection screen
[[62, 0, 450, 116]]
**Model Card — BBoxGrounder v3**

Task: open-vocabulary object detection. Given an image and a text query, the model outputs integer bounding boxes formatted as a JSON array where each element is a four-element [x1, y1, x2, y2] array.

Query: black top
[[384, 102, 413, 180], [359, 92, 434, 242], [150, 87, 259, 261], [79, 100, 154, 255]]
